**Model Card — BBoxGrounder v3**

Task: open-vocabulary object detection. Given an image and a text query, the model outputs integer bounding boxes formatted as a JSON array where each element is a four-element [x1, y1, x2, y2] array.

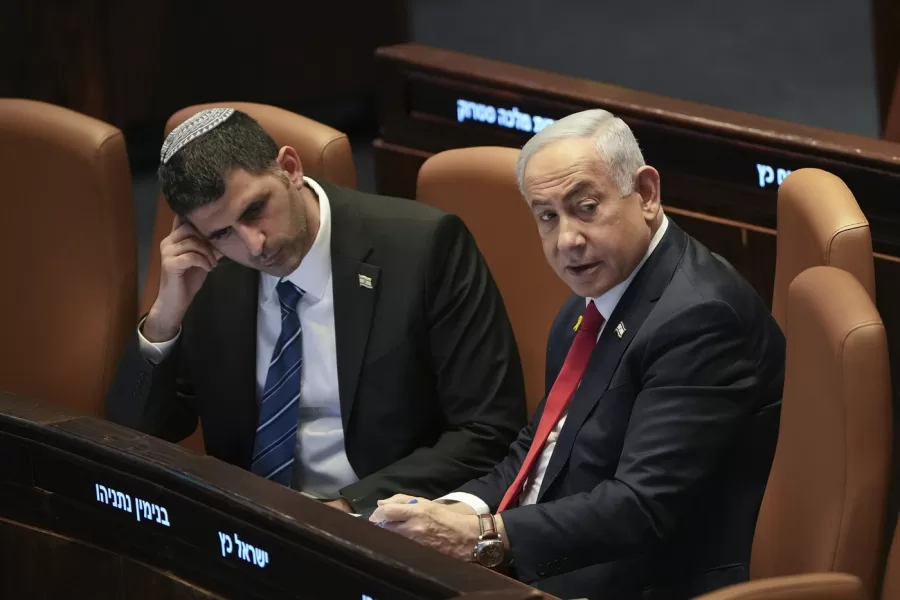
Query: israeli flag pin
[[358, 274, 373, 289], [615, 322, 626, 339]]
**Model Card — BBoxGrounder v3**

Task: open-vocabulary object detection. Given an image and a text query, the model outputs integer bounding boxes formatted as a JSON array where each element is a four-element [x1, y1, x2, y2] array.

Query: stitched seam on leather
[[825, 222, 867, 263], [832, 319, 882, 573], [317, 135, 346, 178], [94, 131, 126, 399], [738, 579, 855, 598]]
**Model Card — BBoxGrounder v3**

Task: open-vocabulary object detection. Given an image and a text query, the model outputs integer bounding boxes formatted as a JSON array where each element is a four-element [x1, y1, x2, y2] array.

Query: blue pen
[[377, 498, 418, 527]]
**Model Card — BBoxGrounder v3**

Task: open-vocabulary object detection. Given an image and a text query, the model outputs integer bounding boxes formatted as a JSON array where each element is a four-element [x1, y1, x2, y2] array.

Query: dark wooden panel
[[375, 44, 900, 257], [0, 393, 542, 600], [0, 519, 122, 600], [0, 0, 109, 121], [885, 69, 900, 143], [1, 0, 408, 131], [374, 139, 429, 199], [121, 558, 226, 600], [0, 518, 225, 599], [872, 0, 900, 132]]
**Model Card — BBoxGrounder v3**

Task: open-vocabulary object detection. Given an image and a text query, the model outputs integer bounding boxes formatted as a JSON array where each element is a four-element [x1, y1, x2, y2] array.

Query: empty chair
[[141, 101, 357, 314], [416, 147, 570, 415], [751, 266, 892, 598], [771, 168, 874, 331], [692, 573, 864, 600], [0, 99, 137, 416]]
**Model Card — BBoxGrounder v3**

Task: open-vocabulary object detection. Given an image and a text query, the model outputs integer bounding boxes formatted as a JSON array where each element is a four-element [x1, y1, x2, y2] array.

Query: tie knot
[[580, 301, 605, 335], [276, 280, 303, 310]]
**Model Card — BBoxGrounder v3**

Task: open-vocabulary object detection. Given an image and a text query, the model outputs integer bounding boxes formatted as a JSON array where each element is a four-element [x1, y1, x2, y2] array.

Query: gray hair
[[516, 109, 645, 197]]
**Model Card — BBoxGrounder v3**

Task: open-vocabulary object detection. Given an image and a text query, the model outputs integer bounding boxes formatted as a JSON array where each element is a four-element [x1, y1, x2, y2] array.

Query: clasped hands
[[369, 494, 497, 562]]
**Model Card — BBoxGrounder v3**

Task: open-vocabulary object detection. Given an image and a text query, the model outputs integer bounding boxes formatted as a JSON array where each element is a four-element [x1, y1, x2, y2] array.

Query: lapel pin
[[358, 274, 373, 289], [615, 322, 626, 339], [573, 315, 583, 332]]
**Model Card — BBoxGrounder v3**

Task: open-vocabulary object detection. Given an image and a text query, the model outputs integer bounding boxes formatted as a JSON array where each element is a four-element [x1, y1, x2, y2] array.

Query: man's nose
[[236, 224, 266, 257], [557, 216, 586, 252]]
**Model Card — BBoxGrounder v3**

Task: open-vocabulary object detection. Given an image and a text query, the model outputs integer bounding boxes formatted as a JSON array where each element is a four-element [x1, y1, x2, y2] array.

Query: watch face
[[475, 539, 505, 568]]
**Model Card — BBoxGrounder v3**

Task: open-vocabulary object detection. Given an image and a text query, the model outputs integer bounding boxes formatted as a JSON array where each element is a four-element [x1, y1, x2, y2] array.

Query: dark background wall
[[410, 0, 881, 137], [1, 0, 895, 288]]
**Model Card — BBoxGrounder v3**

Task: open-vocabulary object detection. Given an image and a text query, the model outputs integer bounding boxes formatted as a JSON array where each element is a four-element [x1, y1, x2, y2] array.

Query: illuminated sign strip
[[456, 98, 555, 133]]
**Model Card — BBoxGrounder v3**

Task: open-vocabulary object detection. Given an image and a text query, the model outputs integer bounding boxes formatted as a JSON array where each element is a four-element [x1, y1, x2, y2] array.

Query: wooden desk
[[0, 392, 542, 600]]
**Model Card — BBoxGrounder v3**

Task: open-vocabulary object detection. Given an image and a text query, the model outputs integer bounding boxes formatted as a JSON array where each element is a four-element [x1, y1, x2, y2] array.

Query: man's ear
[[634, 165, 661, 220], [276, 146, 305, 186]]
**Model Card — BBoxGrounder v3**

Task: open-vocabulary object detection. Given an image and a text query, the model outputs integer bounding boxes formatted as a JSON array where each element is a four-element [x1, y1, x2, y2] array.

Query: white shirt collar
[[587, 214, 669, 320], [261, 176, 332, 302]]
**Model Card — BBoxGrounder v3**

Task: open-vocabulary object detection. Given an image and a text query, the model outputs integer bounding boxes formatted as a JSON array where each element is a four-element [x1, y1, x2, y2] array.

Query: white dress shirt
[[138, 177, 358, 498], [439, 215, 669, 515]]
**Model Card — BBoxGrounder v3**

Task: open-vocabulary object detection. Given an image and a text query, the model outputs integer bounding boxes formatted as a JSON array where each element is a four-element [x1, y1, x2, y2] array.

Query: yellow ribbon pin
[[573, 315, 583, 332]]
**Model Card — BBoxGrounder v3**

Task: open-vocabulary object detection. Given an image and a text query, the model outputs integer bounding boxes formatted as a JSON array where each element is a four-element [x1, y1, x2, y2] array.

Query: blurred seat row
[[0, 97, 893, 599]]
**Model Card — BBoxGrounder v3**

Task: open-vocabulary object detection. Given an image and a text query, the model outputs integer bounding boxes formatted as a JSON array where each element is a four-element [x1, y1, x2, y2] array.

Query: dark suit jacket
[[106, 182, 527, 510], [456, 221, 785, 600]]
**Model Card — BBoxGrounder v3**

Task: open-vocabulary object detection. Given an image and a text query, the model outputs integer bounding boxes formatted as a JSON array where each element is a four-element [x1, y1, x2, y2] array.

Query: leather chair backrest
[[751, 266, 891, 598], [691, 573, 864, 600], [771, 168, 874, 331], [879, 513, 900, 598], [416, 147, 570, 416], [140, 102, 356, 314], [0, 99, 137, 416]]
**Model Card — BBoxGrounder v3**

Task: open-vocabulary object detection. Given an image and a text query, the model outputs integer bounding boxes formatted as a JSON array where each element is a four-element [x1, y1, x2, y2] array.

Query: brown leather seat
[[691, 573, 864, 600], [416, 147, 571, 415], [771, 168, 875, 331], [141, 101, 357, 314], [0, 99, 136, 417], [751, 266, 892, 598]]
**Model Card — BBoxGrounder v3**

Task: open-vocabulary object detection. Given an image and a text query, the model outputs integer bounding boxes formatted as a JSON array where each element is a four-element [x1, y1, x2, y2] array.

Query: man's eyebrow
[[205, 191, 272, 239], [560, 181, 595, 205], [238, 191, 271, 221], [530, 182, 595, 209]]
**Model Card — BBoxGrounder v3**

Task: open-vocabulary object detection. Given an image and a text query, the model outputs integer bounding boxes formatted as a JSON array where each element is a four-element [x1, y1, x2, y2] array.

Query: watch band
[[479, 513, 498, 539]]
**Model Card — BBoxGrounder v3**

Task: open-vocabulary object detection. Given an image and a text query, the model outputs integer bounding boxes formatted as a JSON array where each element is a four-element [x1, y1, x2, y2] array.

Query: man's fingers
[[377, 494, 417, 506], [165, 238, 218, 269], [166, 252, 214, 274], [379, 519, 422, 538], [370, 503, 420, 524], [164, 220, 209, 246]]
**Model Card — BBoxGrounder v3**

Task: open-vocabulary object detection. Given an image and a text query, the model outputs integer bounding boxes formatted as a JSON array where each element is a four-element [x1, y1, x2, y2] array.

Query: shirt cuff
[[137, 316, 180, 365], [435, 492, 490, 515]]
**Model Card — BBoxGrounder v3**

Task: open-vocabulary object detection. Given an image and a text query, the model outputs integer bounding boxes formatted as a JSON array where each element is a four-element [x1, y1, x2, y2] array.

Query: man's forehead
[[523, 139, 613, 198], [189, 170, 262, 228], [525, 139, 601, 180]]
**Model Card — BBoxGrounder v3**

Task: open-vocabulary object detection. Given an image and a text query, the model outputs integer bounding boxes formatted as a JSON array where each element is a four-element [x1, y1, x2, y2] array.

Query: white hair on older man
[[516, 109, 646, 197]]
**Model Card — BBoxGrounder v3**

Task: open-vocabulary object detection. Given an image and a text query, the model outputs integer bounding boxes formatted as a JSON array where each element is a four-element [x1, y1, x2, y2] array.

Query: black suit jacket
[[106, 182, 527, 510], [457, 221, 785, 599]]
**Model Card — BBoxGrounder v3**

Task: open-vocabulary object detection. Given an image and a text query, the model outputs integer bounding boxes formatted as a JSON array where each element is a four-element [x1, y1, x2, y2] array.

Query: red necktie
[[497, 302, 604, 512]]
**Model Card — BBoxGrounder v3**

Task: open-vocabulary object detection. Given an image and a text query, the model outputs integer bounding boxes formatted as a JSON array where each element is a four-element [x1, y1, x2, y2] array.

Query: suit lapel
[[208, 259, 260, 469], [324, 184, 380, 429], [537, 223, 687, 501]]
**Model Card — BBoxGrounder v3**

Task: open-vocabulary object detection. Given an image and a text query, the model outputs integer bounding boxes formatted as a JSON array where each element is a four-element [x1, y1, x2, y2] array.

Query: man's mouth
[[565, 261, 601, 276], [261, 248, 282, 267]]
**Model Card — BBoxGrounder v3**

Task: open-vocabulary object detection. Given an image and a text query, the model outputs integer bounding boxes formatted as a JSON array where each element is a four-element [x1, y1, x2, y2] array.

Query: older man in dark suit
[[105, 109, 526, 512], [372, 109, 785, 600]]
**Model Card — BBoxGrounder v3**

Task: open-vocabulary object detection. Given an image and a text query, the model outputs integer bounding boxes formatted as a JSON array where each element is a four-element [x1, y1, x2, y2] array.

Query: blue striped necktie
[[251, 280, 304, 486]]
